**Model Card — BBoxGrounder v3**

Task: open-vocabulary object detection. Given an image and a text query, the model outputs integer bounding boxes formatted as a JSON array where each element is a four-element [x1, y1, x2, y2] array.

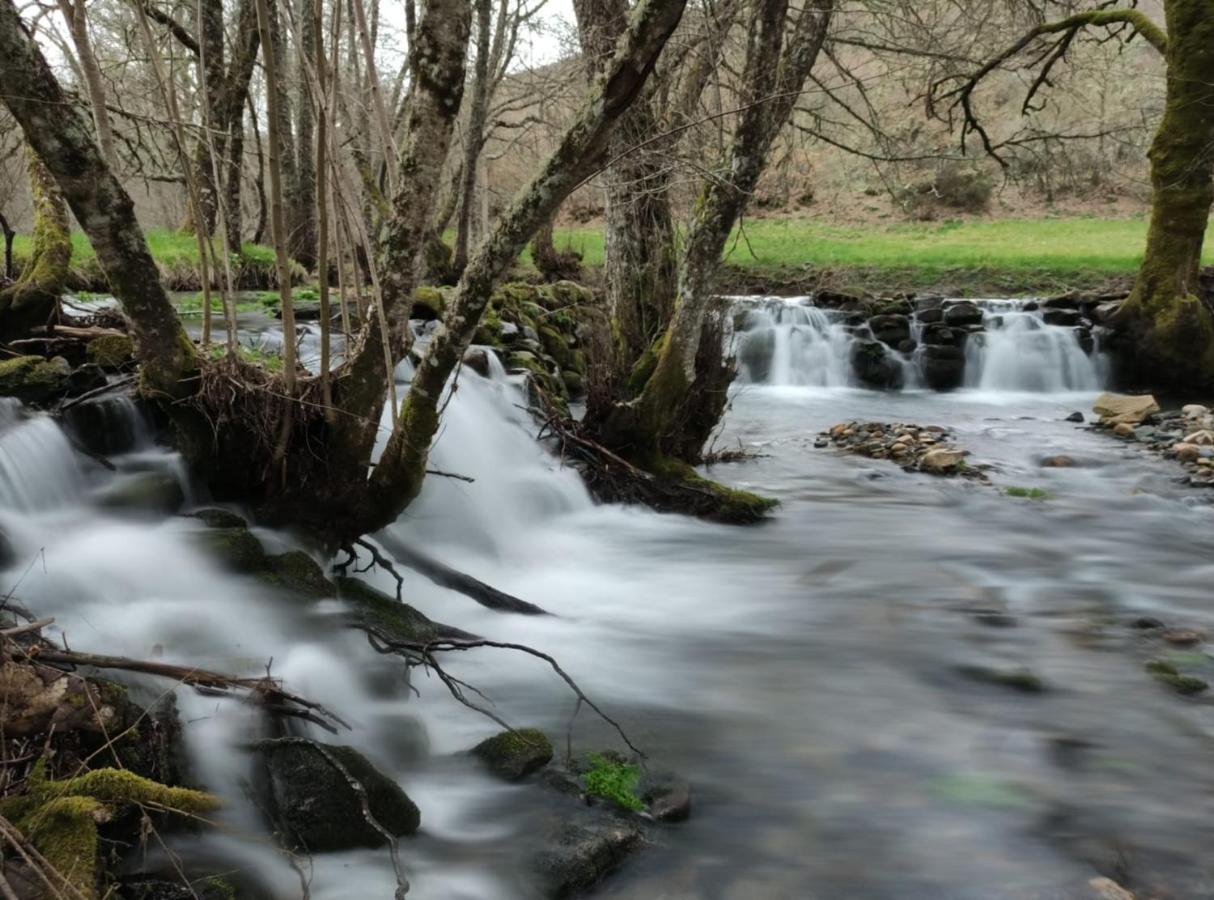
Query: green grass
[[13, 228, 273, 269]]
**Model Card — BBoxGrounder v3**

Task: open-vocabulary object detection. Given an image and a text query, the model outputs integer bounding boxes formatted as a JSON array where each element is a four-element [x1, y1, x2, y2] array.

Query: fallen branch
[[24, 646, 348, 733], [374, 532, 549, 616]]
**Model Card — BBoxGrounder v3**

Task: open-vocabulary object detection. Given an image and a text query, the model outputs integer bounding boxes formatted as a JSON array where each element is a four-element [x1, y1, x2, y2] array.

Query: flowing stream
[[3, 297, 1214, 898]]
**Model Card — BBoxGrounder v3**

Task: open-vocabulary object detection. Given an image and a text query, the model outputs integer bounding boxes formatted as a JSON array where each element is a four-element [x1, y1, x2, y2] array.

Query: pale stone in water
[[1092, 392, 1160, 425], [1181, 404, 1209, 419], [1113, 422, 1135, 438], [1174, 443, 1201, 462], [921, 447, 966, 472], [1183, 430, 1214, 446]]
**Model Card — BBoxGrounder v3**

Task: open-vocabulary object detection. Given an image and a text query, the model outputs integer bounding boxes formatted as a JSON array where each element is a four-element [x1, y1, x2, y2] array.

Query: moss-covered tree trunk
[[0, 0, 196, 396], [1116, 0, 1214, 385], [609, 0, 833, 468], [0, 148, 70, 340]]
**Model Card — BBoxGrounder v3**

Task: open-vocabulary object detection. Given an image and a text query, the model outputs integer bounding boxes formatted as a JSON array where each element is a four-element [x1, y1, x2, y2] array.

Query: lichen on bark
[[0, 147, 70, 339]]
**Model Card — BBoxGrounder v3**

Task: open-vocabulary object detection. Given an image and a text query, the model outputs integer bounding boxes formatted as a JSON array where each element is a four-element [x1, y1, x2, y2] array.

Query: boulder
[[916, 306, 944, 325], [1182, 404, 1210, 419], [1092, 392, 1159, 425], [1174, 443, 1201, 462], [641, 774, 692, 822], [920, 323, 959, 346], [850, 340, 903, 390], [0, 355, 71, 406], [65, 363, 109, 397], [533, 813, 643, 899], [336, 576, 474, 643], [86, 334, 135, 370], [254, 737, 420, 851], [64, 396, 141, 456], [920, 447, 966, 473], [867, 314, 910, 347], [920, 345, 965, 391], [943, 301, 983, 327], [471, 728, 554, 781]]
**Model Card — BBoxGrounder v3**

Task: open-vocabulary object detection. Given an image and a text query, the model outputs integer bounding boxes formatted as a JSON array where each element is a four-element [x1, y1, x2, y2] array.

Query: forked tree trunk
[[0, 149, 70, 340], [1115, 0, 1214, 386], [615, 0, 833, 468]]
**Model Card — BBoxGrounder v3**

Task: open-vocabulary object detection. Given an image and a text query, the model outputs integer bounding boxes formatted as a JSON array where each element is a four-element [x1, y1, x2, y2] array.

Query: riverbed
[[2, 299, 1213, 898]]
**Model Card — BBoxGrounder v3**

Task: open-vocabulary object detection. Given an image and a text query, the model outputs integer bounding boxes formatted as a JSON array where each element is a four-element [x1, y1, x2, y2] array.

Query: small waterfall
[[963, 301, 1102, 392], [0, 400, 85, 512], [734, 298, 855, 387]]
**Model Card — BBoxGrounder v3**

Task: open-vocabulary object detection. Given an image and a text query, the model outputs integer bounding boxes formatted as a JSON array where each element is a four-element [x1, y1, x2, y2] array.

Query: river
[[2, 298, 1212, 898]]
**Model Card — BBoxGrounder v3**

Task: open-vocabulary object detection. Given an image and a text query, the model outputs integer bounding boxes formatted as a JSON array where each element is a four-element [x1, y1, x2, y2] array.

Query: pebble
[[1113, 422, 1135, 437], [1065, 411, 1085, 423], [1092, 401, 1214, 489], [1040, 455, 1076, 468], [818, 421, 985, 481]]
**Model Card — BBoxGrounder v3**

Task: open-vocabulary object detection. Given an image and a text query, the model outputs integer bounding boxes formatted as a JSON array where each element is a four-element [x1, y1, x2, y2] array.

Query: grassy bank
[[539, 215, 1211, 295], [12, 229, 281, 291]]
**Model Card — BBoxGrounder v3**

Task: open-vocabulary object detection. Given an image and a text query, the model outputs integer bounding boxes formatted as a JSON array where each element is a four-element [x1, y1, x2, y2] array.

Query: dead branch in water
[[373, 532, 549, 616]]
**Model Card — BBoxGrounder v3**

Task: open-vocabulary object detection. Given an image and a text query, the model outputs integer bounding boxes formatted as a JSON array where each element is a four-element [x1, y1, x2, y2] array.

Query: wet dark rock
[[462, 347, 493, 378], [471, 728, 554, 781], [0, 526, 13, 569], [955, 664, 1046, 693], [96, 471, 185, 517], [920, 323, 959, 346], [255, 737, 420, 851], [1040, 455, 1077, 468], [533, 813, 644, 899], [943, 301, 983, 327], [1131, 617, 1165, 630], [0, 355, 71, 406], [1066, 411, 1085, 423], [974, 612, 1018, 628], [850, 340, 903, 390], [193, 526, 266, 571], [1041, 293, 1082, 310], [920, 345, 966, 391], [65, 363, 109, 397], [262, 551, 332, 598], [916, 306, 944, 325], [499, 321, 521, 343], [897, 338, 917, 355], [189, 507, 248, 529], [1042, 308, 1082, 327], [64, 395, 140, 456], [1092, 300, 1123, 323], [1075, 328, 1095, 355], [914, 294, 944, 311], [867, 314, 911, 347], [641, 774, 692, 822], [118, 876, 238, 900]]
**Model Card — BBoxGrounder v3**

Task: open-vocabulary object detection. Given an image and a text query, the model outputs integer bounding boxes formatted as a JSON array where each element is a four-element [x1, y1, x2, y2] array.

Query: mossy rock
[[86, 334, 135, 370], [471, 728, 554, 781], [1145, 660, 1209, 695], [562, 370, 585, 397], [539, 325, 574, 369], [955, 664, 1046, 694], [192, 525, 268, 572], [411, 286, 447, 320], [120, 876, 237, 900], [0, 354, 71, 405], [259, 550, 333, 599], [188, 507, 248, 529], [545, 280, 593, 308], [337, 576, 455, 643], [254, 737, 419, 851]]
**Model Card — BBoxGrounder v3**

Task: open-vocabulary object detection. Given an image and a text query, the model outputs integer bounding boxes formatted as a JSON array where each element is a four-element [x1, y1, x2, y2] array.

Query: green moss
[[259, 550, 333, 599], [1145, 660, 1209, 695], [412, 286, 447, 318], [955, 664, 1046, 693], [0, 354, 71, 404], [336, 576, 446, 643], [582, 753, 645, 812], [86, 334, 135, 369], [2, 765, 218, 898], [1005, 486, 1050, 500], [471, 728, 554, 781]]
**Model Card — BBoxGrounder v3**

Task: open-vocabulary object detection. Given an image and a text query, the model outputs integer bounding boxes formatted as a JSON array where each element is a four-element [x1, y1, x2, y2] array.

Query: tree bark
[[0, 0, 196, 396], [56, 0, 117, 170], [293, 0, 319, 272], [452, 0, 493, 275], [365, 0, 689, 517], [0, 212, 13, 281], [621, 0, 833, 465], [0, 149, 70, 340], [1115, 0, 1214, 385]]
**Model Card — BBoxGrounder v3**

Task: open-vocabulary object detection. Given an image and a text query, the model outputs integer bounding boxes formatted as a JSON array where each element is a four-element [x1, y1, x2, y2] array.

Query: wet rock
[[262, 550, 332, 598], [189, 507, 247, 529], [0, 355, 71, 406], [920, 345, 965, 391], [1066, 411, 1085, 423], [1112, 423, 1135, 438], [1091, 300, 1123, 323], [1161, 628, 1204, 646], [1131, 617, 1165, 630], [641, 774, 692, 822], [850, 340, 903, 390], [974, 612, 1018, 628], [462, 347, 493, 378], [337, 576, 474, 643], [1182, 403, 1210, 419], [867, 314, 910, 347], [471, 728, 554, 781], [533, 813, 643, 899], [64, 396, 140, 456], [1040, 455, 1077, 468], [1132, 425, 1157, 442], [1088, 876, 1135, 900], [920, 322, 959, 345], [1092, 392, 1159, 425], [1183, 429, 1214, 445], [943, 301, 983, 327], [119, 876, 237, 900], [1042, 308, 1081, 327], [1144, 660, 1208, 696], [916, 306, 944, 325], [86, 334, 135, 370], [255, 737, 420, 851], [562, 370, 585, 397], [193, 526, 266, 571], [499, 321, 521, 343], [66, 363, 109, 397], [96, 472, 185, 517], [956, 664, 1045, 693], [921, 447, 966, 473]]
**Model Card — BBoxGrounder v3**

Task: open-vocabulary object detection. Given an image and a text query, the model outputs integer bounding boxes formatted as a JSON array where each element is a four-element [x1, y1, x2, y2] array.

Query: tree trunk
[[57, 0, 117, 170], [268, 0, 300, 263], [618, 0, 833, 468], [452, 0, 492, 275], [1116, 0, 1214, 386], [366, 0, 689, 517], [0, 212, 13, 280], [530, 212, 581, 281], [293, 0, 319, 272], [0, 0, 196, 396], [0, 149, 70, 340]]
